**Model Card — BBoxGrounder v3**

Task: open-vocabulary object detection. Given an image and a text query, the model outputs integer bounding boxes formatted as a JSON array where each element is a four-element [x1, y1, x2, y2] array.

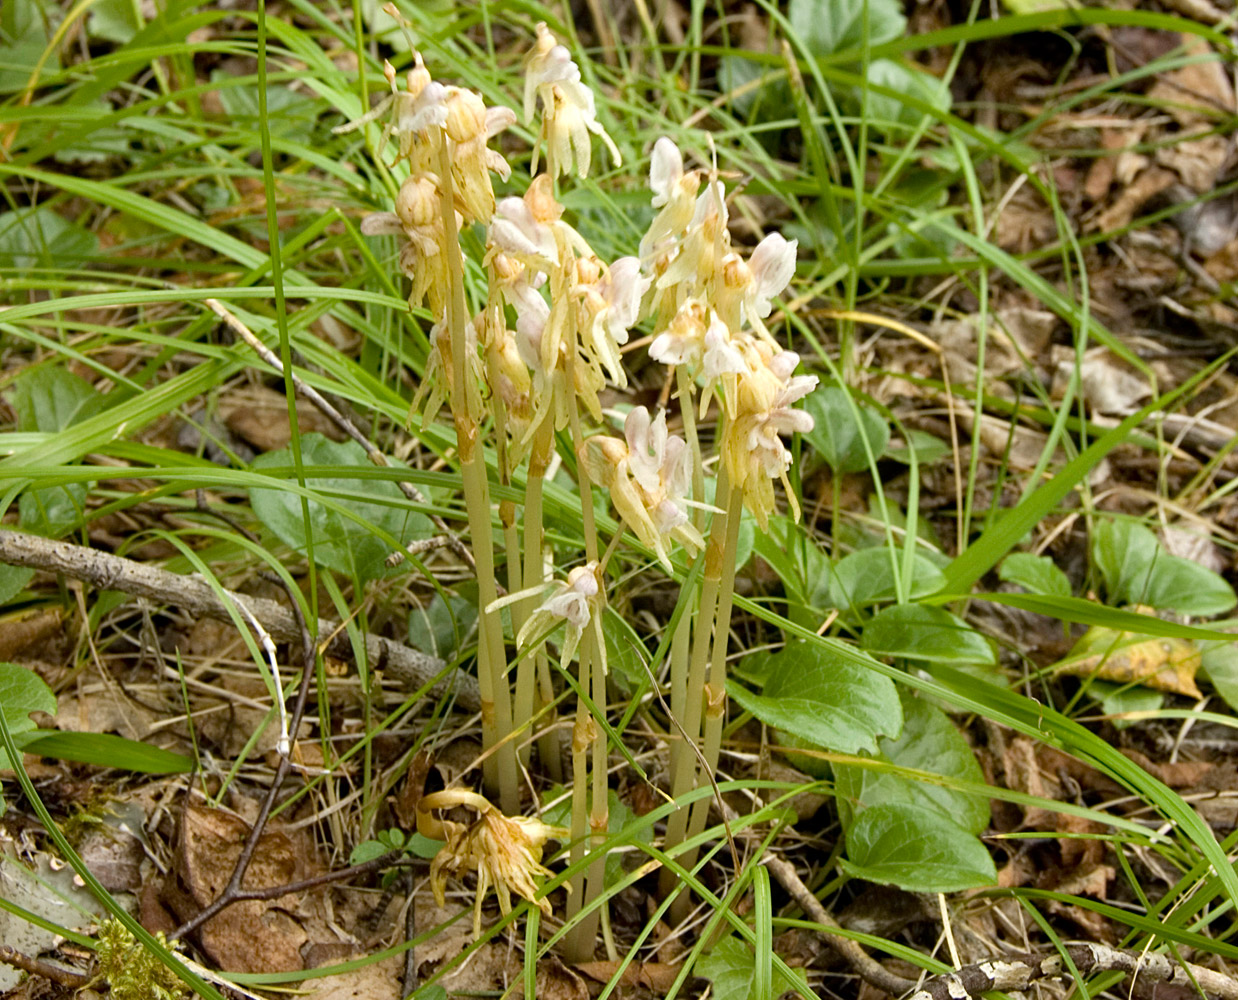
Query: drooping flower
[[640, 137, 703, 268], [588, 408, 704, 569], [721, 343, 818, 529], [577, 255, 650, 386], [523, 22, 621, 178], [517, 563, 603, 669], [714, 233, 798, 339], [417, 789, 566, 938]]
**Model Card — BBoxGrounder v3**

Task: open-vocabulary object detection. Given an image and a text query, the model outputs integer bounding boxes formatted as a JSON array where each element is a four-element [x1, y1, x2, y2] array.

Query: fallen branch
[[0, 530, 479, 710], [908, 943, 1238, 1000], [0, 945, 91, 989]]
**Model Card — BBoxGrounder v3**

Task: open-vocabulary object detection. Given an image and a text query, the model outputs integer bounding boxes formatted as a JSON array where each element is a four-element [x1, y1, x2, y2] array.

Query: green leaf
[[861, 604, 995, 665], [0, 662, 56, 771], [803, 385, 889, 474], [999, 552, 1071, 598], [211, 70, 321, 142], [19, 483, 86, 538], [0, 0, 59, 92], [841, 803, 996, 892], [1088, 681, 1164, 730], [865, 59, 951, 133], [0, 207, 98, 270], [831, 547, 946, 609], [13, 366, 103, 435], [728, 641, 901, 755], [349, 839, 392, 865], [788, 0, 906, 58], [250, 434, 433, 585], [20, 732, 193, 773], [835, 694, 990, 834], [0, 565, 33, 606], [885, 429, 950, 465], [1093, 520, 1236, 617], [541, 789, 648, 888], [698, 934, 806, 1000], [407, 588, 478, 659], [1202, 642, 1238, 715], [87, 0, 141, 43]]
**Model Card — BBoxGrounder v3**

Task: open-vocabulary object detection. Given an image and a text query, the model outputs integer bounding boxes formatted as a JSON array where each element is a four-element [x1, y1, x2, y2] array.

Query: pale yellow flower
[[417, 790, 565, 938]]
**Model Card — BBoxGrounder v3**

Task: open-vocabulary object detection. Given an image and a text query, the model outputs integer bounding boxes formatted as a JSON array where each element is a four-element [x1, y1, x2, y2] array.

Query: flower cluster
[[417, 790, 566, 937]]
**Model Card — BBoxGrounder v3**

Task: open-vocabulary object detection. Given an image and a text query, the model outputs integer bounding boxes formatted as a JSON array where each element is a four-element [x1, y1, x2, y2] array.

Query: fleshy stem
[[563, 636, 596, 960], [661, 459, 731, 900], [516, 416, 558, 778], [663, 365, 704, 891], [685, 482, 744, 848], [437, 143, 519, 814]]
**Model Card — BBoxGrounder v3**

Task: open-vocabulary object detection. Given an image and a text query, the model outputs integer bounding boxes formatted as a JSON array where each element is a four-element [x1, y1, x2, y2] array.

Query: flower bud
[[445, 89, 486, 143], [395, 175, 438, 230]]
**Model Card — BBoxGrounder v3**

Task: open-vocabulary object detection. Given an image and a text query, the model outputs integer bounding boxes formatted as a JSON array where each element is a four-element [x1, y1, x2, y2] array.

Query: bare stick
[[0, 529, 479, 710], [205, 297, 478, 574], [0, 946, 91, 989], [909, 943, 1238, 1000]]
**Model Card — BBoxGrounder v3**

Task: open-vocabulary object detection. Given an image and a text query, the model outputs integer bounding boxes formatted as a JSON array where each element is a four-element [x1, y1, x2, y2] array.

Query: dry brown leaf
[[166, 804, 319, 973], [1090, 166, 1177, 234], [305, 955, 401, 1000], [0, 609, 61, 661], [577, 959, 681, 992], [1054, 628, 1202, 698]]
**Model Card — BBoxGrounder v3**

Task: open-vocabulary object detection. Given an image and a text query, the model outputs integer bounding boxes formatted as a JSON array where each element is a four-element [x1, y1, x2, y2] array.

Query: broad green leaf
[[865, 59, 951, 133], [0, 662, 56, 771], [0, 566, 33, 606], [0, 0, 59, 92], [250, 434, 433, 584], [728, 641, 901, 755], [87, 0, 141, 43], [53, 102, 132, 165], [1088, 681, 1164, 730], [407, 588, 478, 660], [12, 367, 103, 435], [0, 207, 98, 270], [835, 694, 989, 834], [698, 934, 806, 1000], [831, 547, 946, 609], [788, 0, 906, 58], [1201, 642, 1238, 715], [841, 802, 996, 892], [19, 483, 86, 538], [861, 604, 995, 664], [20, 732, 193, 773], [999, 552, 1071, 598], [211, 71, 321, 142], [885, 429, 950, 465], [803, 385, 889, 474], [11, 367, 101, 537], [1093, 520, 1236, 617]]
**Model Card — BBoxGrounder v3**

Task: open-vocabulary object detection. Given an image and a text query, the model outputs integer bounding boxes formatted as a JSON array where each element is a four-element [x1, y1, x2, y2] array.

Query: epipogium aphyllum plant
[[341, 11, 815, 959]]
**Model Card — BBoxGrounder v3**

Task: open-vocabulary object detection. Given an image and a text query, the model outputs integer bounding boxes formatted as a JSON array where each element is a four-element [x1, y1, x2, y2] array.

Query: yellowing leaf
[[1054, 617, 1202, 698]]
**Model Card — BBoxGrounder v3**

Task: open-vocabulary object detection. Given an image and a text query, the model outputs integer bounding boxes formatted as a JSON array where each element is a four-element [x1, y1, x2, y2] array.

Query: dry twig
[[0, 529, 479, 709]]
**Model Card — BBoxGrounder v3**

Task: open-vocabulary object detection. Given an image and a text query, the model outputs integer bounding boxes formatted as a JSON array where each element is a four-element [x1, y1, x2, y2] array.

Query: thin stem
[[564, 640, 593, 954], [437, 141, 519, 813], [515, 416, 555, 773], [661, 461, 731, 893]]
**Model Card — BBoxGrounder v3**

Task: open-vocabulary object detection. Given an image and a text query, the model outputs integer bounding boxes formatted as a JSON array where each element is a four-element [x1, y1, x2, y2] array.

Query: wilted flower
[[722, 343, 818, 529], [588, 408, 704, 569], [523, 22, 621, 178], [517, 563, 602, 669], [417, 789, 566, 938]]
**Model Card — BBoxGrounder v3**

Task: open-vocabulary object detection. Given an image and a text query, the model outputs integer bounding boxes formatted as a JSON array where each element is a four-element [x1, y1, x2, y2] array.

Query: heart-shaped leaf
[[250, 434, 433, 584], [861, 604, 995, 665], [841, 802, 996, 892], [728, 641, 901, 755]]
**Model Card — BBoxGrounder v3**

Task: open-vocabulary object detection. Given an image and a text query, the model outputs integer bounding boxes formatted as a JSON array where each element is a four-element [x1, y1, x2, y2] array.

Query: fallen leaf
[[1054, 626, 1202, 698], [0, 609, 61, 661], [576, 959, 681, 993]]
